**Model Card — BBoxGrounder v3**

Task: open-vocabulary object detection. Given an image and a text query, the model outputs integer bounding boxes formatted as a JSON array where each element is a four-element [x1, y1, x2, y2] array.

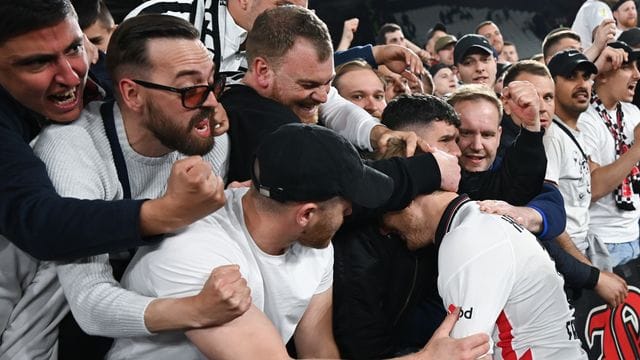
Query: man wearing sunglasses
[[127, 0, 428, 166], [26, 13, 252, 358], [0, 1, 250, 358]]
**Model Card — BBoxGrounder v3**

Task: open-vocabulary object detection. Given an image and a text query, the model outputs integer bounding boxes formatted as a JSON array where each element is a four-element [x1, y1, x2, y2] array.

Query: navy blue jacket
[[0, 87, 150, 260]]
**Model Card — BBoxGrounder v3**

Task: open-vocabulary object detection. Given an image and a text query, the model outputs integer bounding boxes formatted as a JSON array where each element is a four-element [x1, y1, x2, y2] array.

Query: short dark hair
[[70, 0, 100, 30], [376, 23, 402, 45], [503, 60, 552, 87], [381, 94, 460, 131], [542, 30, 581, 60], [246, 6, 332, 68], [0, 0, 77, 45], [503, 41, 515, 47], [106, 14, 200, 82], [96, 0, 115, 28]]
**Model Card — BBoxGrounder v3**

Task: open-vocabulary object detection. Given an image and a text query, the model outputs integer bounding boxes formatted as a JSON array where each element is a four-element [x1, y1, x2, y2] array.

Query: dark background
[[105, 0, 586, 48]]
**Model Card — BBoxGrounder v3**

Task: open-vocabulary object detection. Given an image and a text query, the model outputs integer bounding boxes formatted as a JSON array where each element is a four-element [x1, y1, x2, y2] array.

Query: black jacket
[[333, 223, 440, 359]]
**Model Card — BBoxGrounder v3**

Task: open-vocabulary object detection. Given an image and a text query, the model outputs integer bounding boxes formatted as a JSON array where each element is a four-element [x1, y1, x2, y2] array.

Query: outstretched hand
[[414, 308, 491, 360]]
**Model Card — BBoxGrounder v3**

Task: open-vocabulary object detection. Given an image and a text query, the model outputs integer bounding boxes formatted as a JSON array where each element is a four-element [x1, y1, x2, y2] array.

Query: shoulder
[[221, 85, 297, 118], [33, 103, 105, 155], [621, 102, 640, 124]]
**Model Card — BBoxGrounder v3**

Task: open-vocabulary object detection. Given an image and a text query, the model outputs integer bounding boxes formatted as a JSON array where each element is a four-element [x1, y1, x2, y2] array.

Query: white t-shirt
[[438, 198, 587, 360], [577, 101, 640, 244], [107, 187, 334, 360], [571, 0, 617, 49], [543, 118, 592, 251]]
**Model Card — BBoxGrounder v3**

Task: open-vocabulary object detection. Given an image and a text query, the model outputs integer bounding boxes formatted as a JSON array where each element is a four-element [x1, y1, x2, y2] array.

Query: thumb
[[433, 307, 459, 338]]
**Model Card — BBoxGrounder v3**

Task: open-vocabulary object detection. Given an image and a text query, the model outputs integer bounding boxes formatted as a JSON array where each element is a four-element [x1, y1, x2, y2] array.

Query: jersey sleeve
[[315, 245, 333, 295], [437, 226, 516, 342]]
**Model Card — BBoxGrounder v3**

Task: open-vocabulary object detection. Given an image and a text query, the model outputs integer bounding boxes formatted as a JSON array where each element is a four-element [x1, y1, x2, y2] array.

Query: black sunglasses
[[132, 75, 226, 109]]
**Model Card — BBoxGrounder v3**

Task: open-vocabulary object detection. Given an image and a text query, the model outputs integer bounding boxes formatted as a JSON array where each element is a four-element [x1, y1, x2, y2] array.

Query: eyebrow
[[12, 36, 84, 67], [174, 64, 216, 81], [297, 75, 334, 87]]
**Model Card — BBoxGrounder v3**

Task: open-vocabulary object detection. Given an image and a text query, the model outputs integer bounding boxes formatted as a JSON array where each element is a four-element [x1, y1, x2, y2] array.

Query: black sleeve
[[0, 126, 152, 261], [350, 153, 441, 221], [461, 128, 546, 206], [332, 225, 397, 359], [542, 238, 600, 289]]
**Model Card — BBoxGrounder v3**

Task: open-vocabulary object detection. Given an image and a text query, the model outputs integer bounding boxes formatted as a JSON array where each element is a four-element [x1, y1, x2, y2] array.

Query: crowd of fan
[[1, 0, 639, 359]]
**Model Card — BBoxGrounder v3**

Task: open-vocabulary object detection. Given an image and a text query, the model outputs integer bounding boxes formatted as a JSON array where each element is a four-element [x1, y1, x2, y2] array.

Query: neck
[[423, 191, 460, 242], [226, 1, 251, 31], [242, 192, 295, 255], [120, 105, 172, 157], [242, 73, 271, 99], [554, 108, 579, 129], [596, 87, 619, 110]]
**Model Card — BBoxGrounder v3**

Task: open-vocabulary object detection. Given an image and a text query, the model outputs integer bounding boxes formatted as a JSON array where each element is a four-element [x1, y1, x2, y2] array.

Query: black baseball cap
[[251, 123, 394, 208], [428, 63, 451, 77], [608, 40, 640, 62], [611, 0, 634, 11], [454, 34, 494, 65], [618, 27, 640, 48], [547, 49, 598, 78]]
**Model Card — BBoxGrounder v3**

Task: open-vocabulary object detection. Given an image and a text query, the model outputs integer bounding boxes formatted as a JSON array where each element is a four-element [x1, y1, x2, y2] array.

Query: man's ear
[[295, 203, 318, 228], [118, 78, 144, 112], [501, 93, 512, 115], [251, 57, 274, 89], [238, 0, 250, 11]]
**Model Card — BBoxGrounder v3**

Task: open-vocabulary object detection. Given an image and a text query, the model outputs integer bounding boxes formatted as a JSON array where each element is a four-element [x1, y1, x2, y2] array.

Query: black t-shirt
[[220, 84, 301, 183]]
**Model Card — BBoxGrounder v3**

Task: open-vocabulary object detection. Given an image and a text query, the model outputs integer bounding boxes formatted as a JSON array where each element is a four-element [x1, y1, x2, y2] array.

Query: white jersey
[[437, 197, 587, 360], [107, 187, 334, 360], [577, 101, 640, 244], [543, 118, 591, 252]]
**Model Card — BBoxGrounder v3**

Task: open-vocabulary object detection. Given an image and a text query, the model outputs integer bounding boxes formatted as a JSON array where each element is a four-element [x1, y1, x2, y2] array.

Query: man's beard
[[621, 16, 638, 29], [146, 102, 215, 156], [298, 215, 340, 249]]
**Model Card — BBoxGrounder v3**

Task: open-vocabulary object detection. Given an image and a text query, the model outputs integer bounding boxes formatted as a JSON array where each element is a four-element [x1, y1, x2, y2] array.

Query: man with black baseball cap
[[575, 40, 640, 268], [110, 123, 484, 359], [453, 34, 497, 88], [544, 49, 629, 306]]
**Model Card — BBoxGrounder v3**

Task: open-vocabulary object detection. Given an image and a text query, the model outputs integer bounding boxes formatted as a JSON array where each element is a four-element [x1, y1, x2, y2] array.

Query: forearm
[[555, 231, 591, 265], [583, 43, 606, 63], [526, 183, 566, 241], [56, 255, 153, 337], [590, 148, 640, 201], [367, 154, 441, 213], [1, 134, 150, 260], [542, 240, 599, 289], [334, 44, 376, 68], [144, 295, 213, 332]]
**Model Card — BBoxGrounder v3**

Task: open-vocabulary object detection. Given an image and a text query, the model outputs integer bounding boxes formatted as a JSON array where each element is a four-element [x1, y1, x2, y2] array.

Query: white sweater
[[32, 101, 229, 337]]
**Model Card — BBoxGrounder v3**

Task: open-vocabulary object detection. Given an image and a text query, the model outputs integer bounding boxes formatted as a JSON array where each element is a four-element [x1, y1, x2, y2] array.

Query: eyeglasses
[[132, 75, 226, 109]]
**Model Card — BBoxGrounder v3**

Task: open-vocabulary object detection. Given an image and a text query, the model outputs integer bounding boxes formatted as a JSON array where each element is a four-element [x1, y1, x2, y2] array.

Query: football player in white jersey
[[382, 191, 588, 359]]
